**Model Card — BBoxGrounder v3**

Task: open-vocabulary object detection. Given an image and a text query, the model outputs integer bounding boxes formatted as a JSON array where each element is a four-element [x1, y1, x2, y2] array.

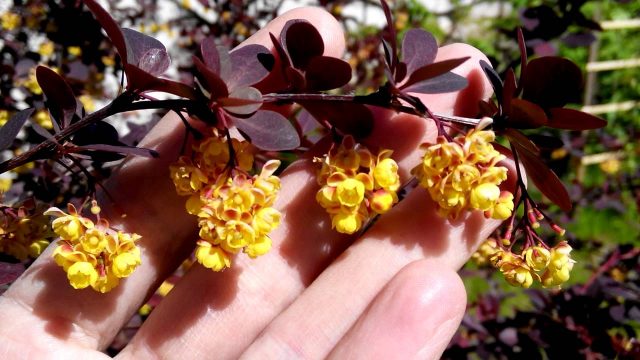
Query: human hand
[[0, 7, 512, 359]]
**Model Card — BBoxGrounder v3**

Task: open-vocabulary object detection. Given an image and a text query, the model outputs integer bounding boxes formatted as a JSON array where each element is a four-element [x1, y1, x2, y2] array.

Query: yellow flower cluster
[[0, 204, 52, 261], [490, 241, 575, 288], [412, 125, 514, 221], [1, 12, 21, 31], [470, 237, 499, 266], [315, 136, 400, 234], [170, 130, 281, 271], [45, 203, 141, 293]]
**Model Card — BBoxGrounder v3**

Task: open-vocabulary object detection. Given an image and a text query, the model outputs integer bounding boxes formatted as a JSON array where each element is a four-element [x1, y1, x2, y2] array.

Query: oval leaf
[[305, 56, 352, 91], [227, 44, 272, 90], [192, 56, 229, 99], [124, 64, 197, 99], [521, 57, 582, 109], [201, 37, 221, 74], [282, 20, 324, 70], [548, 108, 607, 130], [223, 87, 263, 115], [299, 100, 374, 139], [508, 98, 548, 129], [0, 108, 34, 151], [36, 66, 77, 128], [400, 57, 470, 90], [402, 28, 438, 74], [403, 71, 468, 94], [122, 28, 170, 75], [232, 110, 300, 151], [480, 60, 503, 102]]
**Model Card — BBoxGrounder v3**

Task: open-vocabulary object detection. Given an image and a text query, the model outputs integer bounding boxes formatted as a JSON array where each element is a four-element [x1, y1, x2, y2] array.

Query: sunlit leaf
[[547, 108, 607, 130], [305, 56, 352, 91], [401, 57, 469, 90], [223, 87, 263, 115], [402, 28, 438, 74], [124, 65, 197, 99], [0, 108, 34, 151], [403, 72, 468, 94], [227, 45, 272, 90], [192, 56, 229, 99], [201, 37, 221, 74], [232, 110, 299, 151], [122, 28, 170, 76]]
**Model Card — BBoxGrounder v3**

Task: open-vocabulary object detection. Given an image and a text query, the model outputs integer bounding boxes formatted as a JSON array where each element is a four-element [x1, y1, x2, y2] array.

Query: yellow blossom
[[524, 246, 551, 272], [541, 242, 575, 288], [1, 12, 21, 30], [67, 262, 98, 289], [195, 242, 231, 271]]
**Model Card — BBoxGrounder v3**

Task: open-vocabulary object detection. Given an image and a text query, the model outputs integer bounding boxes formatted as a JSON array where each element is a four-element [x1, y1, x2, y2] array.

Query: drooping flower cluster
[[315, 136, 400, 234], [0, 202, 52, 261], [45, 202, 142, 293], [482, 240, 575, 288], [412, 121, 514, 220], [170, 130, 281, 271]]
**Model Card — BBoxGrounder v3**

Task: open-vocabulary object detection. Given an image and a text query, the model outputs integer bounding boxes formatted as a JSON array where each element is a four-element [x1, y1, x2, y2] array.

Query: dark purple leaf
[[380, 0, 398, 71], [521, 57, 583, 108], [400, 57, 469, 90], [76, 144, 159, 158], [305, 56, 352, 91], [201, 37, 221, 74], [36, 66, 77, 128], [284, 67, 306, 91], [192, 56, 229, 99], [508, 98, 548, 128], [502, 69, 517, 113], [512, 139, 572, 211], [505, 128, 540, 156], [547, 108, 606, 130], [122, 28, 170, 76], [232, 110, 299, 151], [394, 62, 407, 84], [282, 20, 324, 70], [480, 60, 503, 102], [402, 28, 438, 74], [0, 108, 34, 151], [0, 262, 24, 286], [269, 32, 291, 68], [517, 28, 528, 78], [403, 72, 468, 94], [83, 0, 127, 64], [227, 45, 272, 90], [72, 121, 120, 147], [31, 122, 54, 139], [299, 101, 373, 139]]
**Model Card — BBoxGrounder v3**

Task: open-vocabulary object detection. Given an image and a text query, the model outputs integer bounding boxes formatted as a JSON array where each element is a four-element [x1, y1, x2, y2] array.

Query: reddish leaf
[[508, 98, 548, 128], [282, 20, 324, 70], [0, 108, 33, 151], [402, 28, 438, 74], [401, 57, 470, 90], [269, 32, 291, 68], [227, 45, 272, 90], [305, 56, 352, 91], [380, 0, 398, 71], [122, 28, 170, 76], [403, 72, 468, 94], [517, 27, 527, 81], [504, 128, 540, 156], [232, 110, 299, 151], [512, 140, 572, 211], [502, 69, 517, 113], [83, 0, 127, 63], [394, 62, 407, 84], [36, 66, 77, 128], [521, 57, 582, 108], [124, 65, 197, 99], [192, 57, 229, 99], [548, 108, 607, 130]]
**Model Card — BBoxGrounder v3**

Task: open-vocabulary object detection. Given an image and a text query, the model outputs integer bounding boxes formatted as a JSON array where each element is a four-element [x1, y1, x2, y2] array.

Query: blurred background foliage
[[1, 0, 639, 357]]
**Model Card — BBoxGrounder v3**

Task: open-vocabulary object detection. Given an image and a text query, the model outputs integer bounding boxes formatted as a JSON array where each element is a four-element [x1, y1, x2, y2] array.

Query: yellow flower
[[80, 228, 108, 255], [195, 242, 231, 271], [1, 12, 21, 30], [471, 238, 499, 266], [336, 178, 365, 207], [112, 252, 141, 278], [33, 110, 53, 130], [170, 157, 209, 195], [332, 211, 362, 235], [28, 239, 50, 258], [245, 235, 272, 258], [470, 183, 501, 211], [92, 272, 120, 293], [67, 262, 98, 290], [541, 242, 575, 288], [0, 110, 9, 126], [486, 192, 514, 220], [38, 41, 55, 57], [524, 246, 551, 272], [370, 190, 396, 214]]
